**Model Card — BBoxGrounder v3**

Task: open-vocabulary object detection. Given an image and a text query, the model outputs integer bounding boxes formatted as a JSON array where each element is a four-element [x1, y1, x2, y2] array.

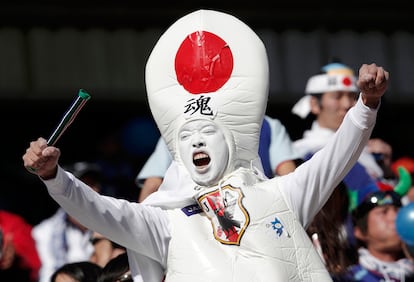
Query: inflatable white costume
[[30, 9, 384, 282]]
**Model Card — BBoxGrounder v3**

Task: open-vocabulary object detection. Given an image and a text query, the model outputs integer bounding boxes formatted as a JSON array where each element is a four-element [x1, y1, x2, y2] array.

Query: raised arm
[[278, 63, 389, 227], [22, 137, 170, 266]]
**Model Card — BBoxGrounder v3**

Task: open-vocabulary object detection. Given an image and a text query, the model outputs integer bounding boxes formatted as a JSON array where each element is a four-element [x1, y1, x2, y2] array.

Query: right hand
[[357, 63, 389, 109], [22, 137, 60, 180]]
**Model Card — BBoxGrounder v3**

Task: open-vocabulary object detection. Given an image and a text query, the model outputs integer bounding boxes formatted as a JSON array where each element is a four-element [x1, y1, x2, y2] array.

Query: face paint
[[178, 119, 229, 186]]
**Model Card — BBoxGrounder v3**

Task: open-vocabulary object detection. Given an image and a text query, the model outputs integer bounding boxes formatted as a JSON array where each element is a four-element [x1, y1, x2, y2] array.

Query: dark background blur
[[1, 1, 413, 224]]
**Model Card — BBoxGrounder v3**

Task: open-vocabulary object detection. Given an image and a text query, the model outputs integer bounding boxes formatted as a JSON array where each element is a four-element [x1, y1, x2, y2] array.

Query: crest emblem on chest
[[197, 185, 250, 245]]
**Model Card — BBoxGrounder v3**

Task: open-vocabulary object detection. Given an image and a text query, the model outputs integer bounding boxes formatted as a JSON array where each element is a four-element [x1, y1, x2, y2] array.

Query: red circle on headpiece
[[175, 31, 233, 94], [342, 76, 352, 87]]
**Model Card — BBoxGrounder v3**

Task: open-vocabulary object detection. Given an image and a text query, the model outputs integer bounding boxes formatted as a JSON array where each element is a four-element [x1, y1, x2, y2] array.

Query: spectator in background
[[306, 165, 412, 280], [136, 115, 301, 202], [291, 61, 394, 183], [306, 181, 357, 277], [50, 261, 102, 282], [0, 208, 41, 282], [336, 190, 414, 281], [32, 161, 103, 282]]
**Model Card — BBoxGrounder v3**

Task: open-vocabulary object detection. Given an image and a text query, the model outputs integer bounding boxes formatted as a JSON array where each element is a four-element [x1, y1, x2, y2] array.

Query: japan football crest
[[197, 185, 249, 245]]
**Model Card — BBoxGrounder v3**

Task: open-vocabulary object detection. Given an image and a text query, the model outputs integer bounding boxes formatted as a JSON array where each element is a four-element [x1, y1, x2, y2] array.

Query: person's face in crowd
[[355, 205, 402, 259], [311, 91, 358, 131], [178, 119, 229, 186]]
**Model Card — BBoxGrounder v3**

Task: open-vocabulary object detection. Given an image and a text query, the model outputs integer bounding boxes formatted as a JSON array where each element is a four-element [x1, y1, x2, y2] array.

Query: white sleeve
[[135, 137, 173, 187], [277, 95, 378, 228], [42, 167, 171, 265]]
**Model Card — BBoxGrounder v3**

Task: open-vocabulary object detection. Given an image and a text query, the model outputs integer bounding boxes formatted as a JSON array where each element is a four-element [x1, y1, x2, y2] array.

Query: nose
[[191, 133, 205, 148], [192, 141, 205, 148]]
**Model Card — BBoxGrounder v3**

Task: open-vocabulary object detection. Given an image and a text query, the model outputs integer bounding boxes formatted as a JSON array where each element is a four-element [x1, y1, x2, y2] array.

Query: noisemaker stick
[[26, 89, 91, 173], [47, 89, 91, 146]]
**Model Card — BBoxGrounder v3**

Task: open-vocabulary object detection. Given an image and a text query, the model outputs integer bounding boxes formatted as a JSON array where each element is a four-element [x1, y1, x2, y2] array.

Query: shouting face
[[178, 119, 229, 186]]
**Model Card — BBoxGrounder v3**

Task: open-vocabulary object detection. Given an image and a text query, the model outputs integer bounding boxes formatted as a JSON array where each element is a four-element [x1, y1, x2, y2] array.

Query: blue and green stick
[[47, 89, 91, 146], [27, 89, 90, 173]]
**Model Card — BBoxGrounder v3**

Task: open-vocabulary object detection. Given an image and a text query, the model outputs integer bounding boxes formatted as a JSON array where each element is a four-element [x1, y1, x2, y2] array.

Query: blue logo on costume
[[271, 217, 284, 237]]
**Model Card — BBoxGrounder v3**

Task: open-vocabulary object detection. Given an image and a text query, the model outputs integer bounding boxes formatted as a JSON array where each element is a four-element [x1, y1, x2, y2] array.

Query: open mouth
[[193, 152, 210, 167]]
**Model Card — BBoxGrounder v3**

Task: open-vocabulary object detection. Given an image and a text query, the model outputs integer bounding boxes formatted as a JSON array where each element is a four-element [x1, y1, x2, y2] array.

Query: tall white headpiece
[[145, 9, 269, 170]]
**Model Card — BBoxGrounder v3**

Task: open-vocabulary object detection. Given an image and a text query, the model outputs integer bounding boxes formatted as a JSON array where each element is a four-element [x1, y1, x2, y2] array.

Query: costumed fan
[[22, 9, 389, 281]]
